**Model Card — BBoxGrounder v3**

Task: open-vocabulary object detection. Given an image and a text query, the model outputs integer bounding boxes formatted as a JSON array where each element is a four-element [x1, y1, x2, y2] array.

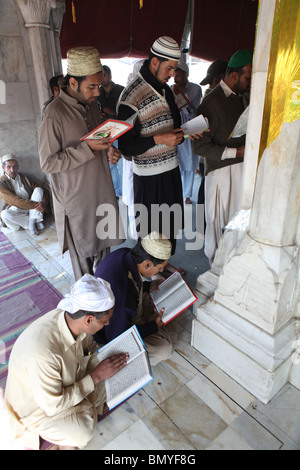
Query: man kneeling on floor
[[94, 232, 175, 367], [4, 274, 128, 450], [0, 154, 48, 235]]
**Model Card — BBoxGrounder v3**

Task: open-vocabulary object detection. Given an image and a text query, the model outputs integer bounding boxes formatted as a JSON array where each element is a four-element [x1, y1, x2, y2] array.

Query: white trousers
[[204, 163, 243, 261], [1, 187, 44, 231], [122, 159, 137, 240]]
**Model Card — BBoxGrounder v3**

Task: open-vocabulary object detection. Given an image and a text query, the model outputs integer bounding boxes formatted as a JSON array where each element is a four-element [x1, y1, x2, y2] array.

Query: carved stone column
[[191, 0, 300, 404], [49, 1, 66, 75], [16, 0, 66, 112]]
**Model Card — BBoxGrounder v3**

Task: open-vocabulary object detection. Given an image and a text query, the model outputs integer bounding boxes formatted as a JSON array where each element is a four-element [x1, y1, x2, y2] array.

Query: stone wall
[[0, 0, 43, 185], [0, 0, 65, 200]]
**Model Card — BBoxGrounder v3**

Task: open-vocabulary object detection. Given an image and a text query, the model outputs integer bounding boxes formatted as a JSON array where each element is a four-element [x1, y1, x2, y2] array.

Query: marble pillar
[[16, 0, 55, 111], [191, 0, 300, 404], [0, 0, 65, 195]]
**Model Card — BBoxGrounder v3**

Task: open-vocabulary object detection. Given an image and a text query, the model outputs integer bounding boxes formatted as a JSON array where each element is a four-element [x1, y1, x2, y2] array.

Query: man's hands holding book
[[154, 307, 165, 329], [90, 353, 129, 385], [86, 139, 122, 165]]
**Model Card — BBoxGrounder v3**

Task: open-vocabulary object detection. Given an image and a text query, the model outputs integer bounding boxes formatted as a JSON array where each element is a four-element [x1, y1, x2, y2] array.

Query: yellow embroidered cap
[[141, 232, 172, 260], [67, 46, 103, 77]]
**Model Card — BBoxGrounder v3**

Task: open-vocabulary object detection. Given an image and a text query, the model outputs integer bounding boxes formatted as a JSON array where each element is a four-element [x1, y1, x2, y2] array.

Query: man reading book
[[39, 46, 125, 281], [94, 232, 174, 366], [5, 274, 128, 450]]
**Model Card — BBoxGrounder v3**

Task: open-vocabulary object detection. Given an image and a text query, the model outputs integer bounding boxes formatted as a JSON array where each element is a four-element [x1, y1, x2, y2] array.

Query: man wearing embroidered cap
[[94, 232, 174, 366], [5, 274, 128, 450], [194, 49, 253, 262], [117, 37, 185, 257], [39, 46, 125, 281]]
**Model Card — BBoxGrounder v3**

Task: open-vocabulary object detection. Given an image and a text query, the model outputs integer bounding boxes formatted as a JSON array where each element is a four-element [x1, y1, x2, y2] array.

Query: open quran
[[97, 326, 153, 410], [150, 271, 198, 324]]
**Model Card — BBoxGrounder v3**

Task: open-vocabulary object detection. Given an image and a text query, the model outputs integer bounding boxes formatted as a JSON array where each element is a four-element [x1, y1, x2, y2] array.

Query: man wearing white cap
[[5, 274, 128, 450], [39, 46, 125, 281], [0, 154, 47, 235], [94, 232, 174, 366], [117, 37, 184, 255], [172, 63, 202, 204]]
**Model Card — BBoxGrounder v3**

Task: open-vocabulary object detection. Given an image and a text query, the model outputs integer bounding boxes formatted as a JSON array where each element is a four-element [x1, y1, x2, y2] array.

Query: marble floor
[[1, 206, 300, 451]]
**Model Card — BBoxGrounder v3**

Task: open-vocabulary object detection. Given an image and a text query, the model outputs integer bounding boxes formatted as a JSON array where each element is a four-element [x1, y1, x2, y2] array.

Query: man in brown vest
[[0, 154, 47, 235]]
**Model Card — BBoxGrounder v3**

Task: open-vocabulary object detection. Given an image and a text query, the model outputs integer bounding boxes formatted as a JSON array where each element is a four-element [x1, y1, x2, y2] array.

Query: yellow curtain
[[258, 0, 300, 161]]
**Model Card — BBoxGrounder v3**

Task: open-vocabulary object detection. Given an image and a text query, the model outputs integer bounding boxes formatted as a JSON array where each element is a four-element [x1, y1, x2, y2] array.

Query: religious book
[[174, 89, 190, 111], [97, 325, 153, 410], [150, 271, 198, 324], [80, 118, 133, 143], [181, 114, 209, 137]]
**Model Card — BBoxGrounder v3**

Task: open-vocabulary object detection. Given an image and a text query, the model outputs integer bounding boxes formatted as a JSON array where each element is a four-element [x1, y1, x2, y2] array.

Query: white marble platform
[[1, 221, 300, 451]]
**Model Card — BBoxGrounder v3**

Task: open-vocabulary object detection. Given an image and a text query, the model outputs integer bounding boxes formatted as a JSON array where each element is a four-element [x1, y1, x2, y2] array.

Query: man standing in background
[[194, 50, 253, 262], [97, 65, 124, 198], [172, 62, 202, 204]]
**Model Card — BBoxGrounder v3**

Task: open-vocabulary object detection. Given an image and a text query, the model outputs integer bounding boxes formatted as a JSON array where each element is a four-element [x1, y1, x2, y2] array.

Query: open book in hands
[[150, 271, 198, 325], [181, 114, 209, 138], [97, 326, 153, 410], [81, 119, 133, 143]]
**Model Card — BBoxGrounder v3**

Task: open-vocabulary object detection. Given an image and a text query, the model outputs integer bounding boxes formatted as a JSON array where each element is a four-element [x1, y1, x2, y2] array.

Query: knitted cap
[[150, 36, 181, 61], [141, 232, 172, 260], [67, 46, 103, 77], [228, 50, 253, 68]]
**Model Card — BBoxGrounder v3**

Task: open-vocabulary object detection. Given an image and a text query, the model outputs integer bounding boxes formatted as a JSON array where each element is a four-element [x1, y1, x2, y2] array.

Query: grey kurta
[[38, 90, 125, 259]]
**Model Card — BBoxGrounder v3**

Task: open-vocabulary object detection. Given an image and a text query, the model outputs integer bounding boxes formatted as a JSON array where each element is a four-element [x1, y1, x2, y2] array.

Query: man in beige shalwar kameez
[[39, 47, 125, 280], [4, 274, 129, 450]]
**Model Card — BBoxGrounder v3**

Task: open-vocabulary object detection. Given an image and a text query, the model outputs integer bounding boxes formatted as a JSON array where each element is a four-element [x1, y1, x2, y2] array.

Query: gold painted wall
[[259, 0, 300, 162]]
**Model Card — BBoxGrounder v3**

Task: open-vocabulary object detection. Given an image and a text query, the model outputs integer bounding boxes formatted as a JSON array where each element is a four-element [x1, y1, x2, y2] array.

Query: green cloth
[[228, 50, 253, 68]]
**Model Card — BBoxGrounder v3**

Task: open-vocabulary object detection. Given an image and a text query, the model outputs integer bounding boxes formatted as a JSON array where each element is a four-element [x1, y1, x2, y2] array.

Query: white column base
[[191, 233, 299, 404], [192, 299, 295, 404]]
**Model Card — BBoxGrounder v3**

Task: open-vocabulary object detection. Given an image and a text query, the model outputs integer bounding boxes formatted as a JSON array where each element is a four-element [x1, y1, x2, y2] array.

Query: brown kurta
[[38, 90, 125, 259]]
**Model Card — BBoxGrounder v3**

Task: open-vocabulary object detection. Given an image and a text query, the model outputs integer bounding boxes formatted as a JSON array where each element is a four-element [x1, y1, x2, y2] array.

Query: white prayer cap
[[67, 46, 103, 77], [150, 36, 181, 61], [57, 273, 115, 314], [177, 62, 189, 74], [141, 232, 172, 260], [2, 154, 18, 165]]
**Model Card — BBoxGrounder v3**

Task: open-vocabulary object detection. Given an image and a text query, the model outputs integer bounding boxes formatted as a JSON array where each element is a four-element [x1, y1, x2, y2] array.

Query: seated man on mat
[[4, 274, 128, 450], [0, 154, 47, 235], [94, 232, 174, 367]]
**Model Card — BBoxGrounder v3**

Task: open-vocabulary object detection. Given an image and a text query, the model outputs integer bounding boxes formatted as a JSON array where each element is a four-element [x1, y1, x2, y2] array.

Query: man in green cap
[[194, 49, 253, 263]]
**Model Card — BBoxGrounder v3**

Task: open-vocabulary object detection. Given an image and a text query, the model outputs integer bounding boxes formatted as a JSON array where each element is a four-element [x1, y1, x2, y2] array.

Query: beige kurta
[[38, 90, 125, 259], [4, 308, 106, 450]]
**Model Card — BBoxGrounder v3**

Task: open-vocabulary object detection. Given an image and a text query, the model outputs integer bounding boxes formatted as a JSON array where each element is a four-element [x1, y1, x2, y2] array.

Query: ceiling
[[60, 0, 259, 62]]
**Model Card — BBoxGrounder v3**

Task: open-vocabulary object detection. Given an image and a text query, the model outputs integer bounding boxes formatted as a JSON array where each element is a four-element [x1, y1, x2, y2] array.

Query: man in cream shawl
[[5, 274, 128, 450]]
